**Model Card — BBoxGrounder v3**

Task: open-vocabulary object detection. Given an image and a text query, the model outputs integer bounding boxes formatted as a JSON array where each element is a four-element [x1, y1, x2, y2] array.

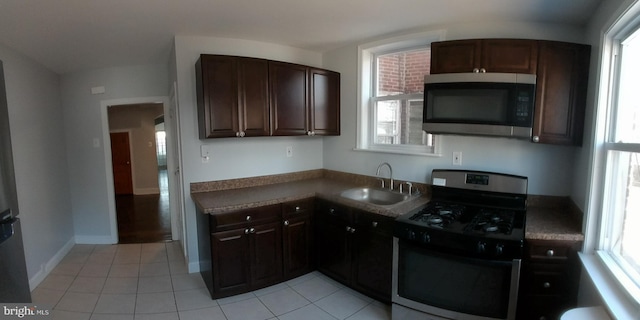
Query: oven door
[[392, 237, 521, 320]]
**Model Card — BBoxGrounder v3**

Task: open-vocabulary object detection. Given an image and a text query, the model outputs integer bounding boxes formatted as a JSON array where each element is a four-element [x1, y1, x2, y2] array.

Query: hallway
[[116, 169, 171, 243]]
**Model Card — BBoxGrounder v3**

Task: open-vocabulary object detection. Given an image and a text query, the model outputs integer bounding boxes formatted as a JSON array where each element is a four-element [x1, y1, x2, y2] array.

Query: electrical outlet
[[453, 151, 462, 166], [286, 146, 293, 158]]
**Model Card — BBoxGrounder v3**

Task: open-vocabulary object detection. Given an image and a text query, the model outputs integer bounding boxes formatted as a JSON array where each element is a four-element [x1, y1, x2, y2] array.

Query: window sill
[[353, 147, 442, 157], [578, 252, 640, 319]]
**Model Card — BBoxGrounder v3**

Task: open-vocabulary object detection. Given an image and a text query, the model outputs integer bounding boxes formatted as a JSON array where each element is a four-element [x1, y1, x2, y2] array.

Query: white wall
[[0, 43, 74, 288], [172, 35, 324, 270], [60, 64, 169, 243], [322, 21, 587, 196]]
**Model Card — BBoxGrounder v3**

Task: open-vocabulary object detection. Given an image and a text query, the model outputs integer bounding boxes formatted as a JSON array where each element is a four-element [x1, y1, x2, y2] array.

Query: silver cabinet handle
[[346, 226, 351, 232], [372, 221, 378, 228], [295, 206, 301, 211], [284, 220, 289, 226], [473, 68, 480, 73], [249, 227, 255, 234], [350, 227, 356, 233], [480, 68, 486, 73], [244, 228, 250, 234], [533, 136, 540, 143], [543, 282, 551, 289], [246, 215, 251, 221], [546, 249, 554, 257]]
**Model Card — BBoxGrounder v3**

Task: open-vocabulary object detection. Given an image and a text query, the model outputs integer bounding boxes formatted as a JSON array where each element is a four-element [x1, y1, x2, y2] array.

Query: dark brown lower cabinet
[[282, 198, 315, 280], [517, 239, 582, 320], [198, 197, 390, 302], [210, 228, 250, 295], [316, 200, 352, 284], [201, 204, 283, 299], [352, 211, 394, 303], [315, 199, 394, 303]]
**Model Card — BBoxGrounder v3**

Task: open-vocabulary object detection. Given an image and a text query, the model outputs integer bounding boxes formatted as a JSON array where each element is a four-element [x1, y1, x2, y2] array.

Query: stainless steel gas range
[[392, 169, 528, 320]]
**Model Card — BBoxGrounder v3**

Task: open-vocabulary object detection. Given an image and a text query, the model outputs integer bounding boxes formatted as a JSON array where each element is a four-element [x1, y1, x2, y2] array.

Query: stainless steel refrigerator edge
[[0, 60, 32, 302]]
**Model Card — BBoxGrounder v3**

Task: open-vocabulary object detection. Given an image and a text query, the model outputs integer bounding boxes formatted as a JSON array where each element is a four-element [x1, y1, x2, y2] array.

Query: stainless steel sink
[[340, 187, 410, 206]]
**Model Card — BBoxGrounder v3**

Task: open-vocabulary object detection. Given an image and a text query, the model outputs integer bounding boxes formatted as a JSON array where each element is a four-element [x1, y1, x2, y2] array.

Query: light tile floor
[[32, 242, 391, 320]]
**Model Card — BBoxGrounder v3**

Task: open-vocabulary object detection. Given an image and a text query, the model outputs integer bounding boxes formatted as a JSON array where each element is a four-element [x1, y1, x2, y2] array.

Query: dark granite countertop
[[191, 177, 430, 218], [525, 205, 584, 241], [191, 170, 584, 242]]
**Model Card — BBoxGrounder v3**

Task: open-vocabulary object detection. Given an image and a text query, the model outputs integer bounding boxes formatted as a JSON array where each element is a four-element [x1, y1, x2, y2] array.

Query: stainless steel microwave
[[422, 73, 536, 139]]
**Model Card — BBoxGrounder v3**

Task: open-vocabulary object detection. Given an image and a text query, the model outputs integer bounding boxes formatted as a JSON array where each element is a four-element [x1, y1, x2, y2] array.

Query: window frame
[[584, 2, 640, 312], [356, 30, 444, 156]]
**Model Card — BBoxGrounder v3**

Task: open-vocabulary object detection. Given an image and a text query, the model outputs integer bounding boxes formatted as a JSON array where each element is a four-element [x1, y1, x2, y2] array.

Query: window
[[596, 17, 640, 303], [357, 31, 443, 155]]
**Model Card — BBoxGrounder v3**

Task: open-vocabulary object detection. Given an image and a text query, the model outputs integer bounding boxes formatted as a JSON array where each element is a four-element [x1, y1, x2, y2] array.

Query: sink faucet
[[376, 162, 394, 190]]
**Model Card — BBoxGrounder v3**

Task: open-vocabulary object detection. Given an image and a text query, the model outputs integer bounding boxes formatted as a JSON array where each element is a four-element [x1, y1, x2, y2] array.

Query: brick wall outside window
[[377, 49, 430, 95]]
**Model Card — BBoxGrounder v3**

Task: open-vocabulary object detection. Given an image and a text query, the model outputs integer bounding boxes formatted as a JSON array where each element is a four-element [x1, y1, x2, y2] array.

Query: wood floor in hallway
[[116, 169, 171, 243]]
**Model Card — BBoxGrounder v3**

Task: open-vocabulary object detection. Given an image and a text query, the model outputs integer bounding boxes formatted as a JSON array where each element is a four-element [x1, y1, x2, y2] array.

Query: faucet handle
[[405, 182, 413, 196]]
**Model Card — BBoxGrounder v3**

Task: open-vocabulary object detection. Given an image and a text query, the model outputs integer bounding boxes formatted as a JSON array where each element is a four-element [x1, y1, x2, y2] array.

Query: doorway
[[108, 103, 171, 243]]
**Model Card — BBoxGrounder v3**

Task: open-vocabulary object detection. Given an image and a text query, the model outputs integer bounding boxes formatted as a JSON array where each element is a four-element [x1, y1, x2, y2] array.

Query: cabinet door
[[315, 201, 352, 284], [283, 214, 313, 279], [238, 58, 270, 137], [196, 55, 239, 138], [250, 221, 283, 288], [533, 41, 590, 145], [352, 213, 394, 303], [481, 39, 538, 73], [270, 61, 309, 135], [430, 40, 482, 74], [309, 68, 340, 136], [211, 228, 250, 296]]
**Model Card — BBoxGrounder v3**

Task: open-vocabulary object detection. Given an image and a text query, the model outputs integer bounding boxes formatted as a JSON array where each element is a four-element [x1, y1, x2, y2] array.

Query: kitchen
[[0, 0, 637, 319]]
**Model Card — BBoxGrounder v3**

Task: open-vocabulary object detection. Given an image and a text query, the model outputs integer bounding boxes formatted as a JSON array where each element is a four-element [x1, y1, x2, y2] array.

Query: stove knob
[[476, 241, 487, 254], [421, 232, 430, 244], [495, 244, 504, 256], [406, 229, 416, 240]]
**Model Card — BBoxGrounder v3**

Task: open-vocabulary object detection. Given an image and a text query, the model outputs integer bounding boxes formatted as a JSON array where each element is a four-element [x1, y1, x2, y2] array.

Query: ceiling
[[0, 0, 601, 75]]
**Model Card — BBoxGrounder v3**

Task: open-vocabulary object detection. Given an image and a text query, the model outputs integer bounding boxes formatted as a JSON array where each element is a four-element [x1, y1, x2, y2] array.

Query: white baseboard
[[134, 187, 160, 195], [75, 235, 117, 244], [188, 261, 200, 273], [28, 237, 75, 290]]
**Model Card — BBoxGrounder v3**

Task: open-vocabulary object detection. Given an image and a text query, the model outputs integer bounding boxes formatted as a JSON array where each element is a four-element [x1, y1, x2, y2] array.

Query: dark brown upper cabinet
[[431, 39, 538, 74], [533, 41, 590, 145], [196, 55, 340, 139], [309, 68, 341, 136], [270, 62, 341, 136], [269, 61, 309, 136], [196, 55, 270, 138]]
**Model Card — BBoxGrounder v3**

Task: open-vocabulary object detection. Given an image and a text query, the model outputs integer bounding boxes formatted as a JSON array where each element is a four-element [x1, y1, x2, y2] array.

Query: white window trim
[[582, 0, 640, 318], [355, 30, 445, 157]]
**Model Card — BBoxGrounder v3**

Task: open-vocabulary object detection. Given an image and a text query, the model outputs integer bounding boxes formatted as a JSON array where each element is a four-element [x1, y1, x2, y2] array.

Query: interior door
[[110, 132, 133, 195]]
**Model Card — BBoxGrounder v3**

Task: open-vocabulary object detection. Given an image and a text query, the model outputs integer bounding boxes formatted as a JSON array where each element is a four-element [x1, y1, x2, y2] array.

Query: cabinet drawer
[[283, 198, 314, 218], [211, 204, 281, 231], [316, 200, 351, 222], [356, 211, 394, 237], [527, 269, 571, 295], [526, 240, 581, 261]]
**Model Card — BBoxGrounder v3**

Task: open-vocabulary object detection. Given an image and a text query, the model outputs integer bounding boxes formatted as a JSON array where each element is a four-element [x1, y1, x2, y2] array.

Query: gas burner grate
[[409, 202, 465, 228], [465, 209, 515, 235]]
